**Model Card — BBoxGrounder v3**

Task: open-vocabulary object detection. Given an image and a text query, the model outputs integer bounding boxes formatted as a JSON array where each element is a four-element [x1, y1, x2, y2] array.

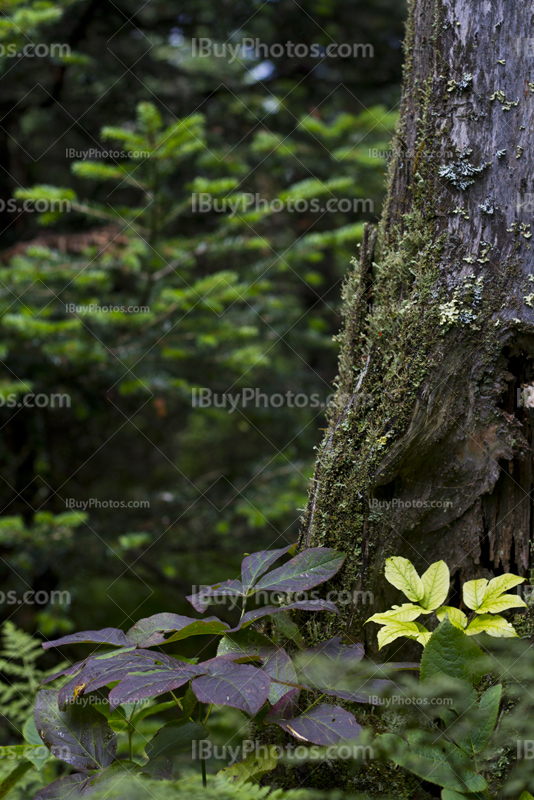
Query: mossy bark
[[300, 0, 534, 659]]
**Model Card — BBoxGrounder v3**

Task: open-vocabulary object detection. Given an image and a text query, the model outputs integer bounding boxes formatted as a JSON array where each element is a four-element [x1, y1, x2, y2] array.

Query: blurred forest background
[[0, 0, 405, 677]]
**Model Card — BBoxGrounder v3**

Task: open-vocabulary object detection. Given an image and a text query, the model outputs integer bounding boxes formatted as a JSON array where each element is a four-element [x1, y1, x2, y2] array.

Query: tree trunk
[[300, 0, 534, 651]]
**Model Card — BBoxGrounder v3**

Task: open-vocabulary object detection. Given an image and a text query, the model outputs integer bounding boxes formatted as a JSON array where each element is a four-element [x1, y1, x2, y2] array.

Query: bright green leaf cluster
[[367, 556, 526, 648]]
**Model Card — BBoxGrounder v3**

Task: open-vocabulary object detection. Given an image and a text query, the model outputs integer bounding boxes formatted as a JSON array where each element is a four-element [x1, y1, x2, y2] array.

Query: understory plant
[[1, 550, 532, 800], [367, 556, 526, 648], [4, 546, 412, 799]]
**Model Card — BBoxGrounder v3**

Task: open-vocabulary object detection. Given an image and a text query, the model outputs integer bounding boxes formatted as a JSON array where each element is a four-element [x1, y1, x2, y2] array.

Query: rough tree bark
[[299, 0, 534, 651]]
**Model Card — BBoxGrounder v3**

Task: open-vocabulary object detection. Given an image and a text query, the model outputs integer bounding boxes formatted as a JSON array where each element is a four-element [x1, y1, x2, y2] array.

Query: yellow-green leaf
[[413, 623, 432, 646], [384, 557, 424, 602], [420, 561, 450, 610], [481, 574, 525, 605], [436, 606, 468, 629], [367, 604, 422, 625], [462, 579, 488, 611], [519, 792, 534, 800], [466, 614, 518, 638], [476, 594, 527, 614], [218, 745, 278, 786], [377, 620, 424, 649]]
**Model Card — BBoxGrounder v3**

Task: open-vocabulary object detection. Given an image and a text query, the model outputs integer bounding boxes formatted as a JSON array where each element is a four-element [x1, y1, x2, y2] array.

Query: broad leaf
[[420, 618, 482, 710], [377, 621, 430, 649], [465, 614, 518, 638], [191, 661, 271, 715], [462, 579, 488, 611], [107, 666, 200, 709], [482, 573, 525, 602], [380, 732, 487, 793], [455, 684, 501, 755], [217, 628, 273, 657], [420, 561, 450, 610], [33, 774, 87, 799], [476, 594, 526, 614], [367, 605, 423, 624], [127, 614, 229, 646], [235, 599, 339, 631], [273, 703, 361, 745], [303, 636, 365, 664], [143, 721, 208, 780], [43, 628, 130, 650], [35, 689, 116, 771], [261, 648, 298, 704], [81, 762, 140, 796], [271, 611, 306, 650], [186, 579, 245, 613], [384, 557, 424, 602], [265, 688, 300, 720], [240, 546, 293, 589], [436, 607, 467, 629], [23, 716, 51, 769], [218, 746, 278, 786], [295, 637, 387, 703], [58, 649, 178, 707], [252, 548, 344, 594], [519, 793, 534, 800]]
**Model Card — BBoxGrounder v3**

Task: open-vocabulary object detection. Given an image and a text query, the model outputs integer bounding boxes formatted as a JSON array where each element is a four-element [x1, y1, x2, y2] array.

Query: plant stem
[[201, 755, 207, 787], [128, 725, 133, 761], [203, 703, 213, 725], [302, 693, 325, 714], [170, 690, 183, 711]]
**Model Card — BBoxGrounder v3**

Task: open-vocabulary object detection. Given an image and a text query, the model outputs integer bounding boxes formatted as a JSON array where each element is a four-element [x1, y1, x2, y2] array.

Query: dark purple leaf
[[321, 679, 393, 705], [43, 629, 130, 651], [126, 613, 229, 647], [191, 661, 271, 716], [261, 648, 298, 704], [273, 703, 361, 745], [35, 689, 117, 771], [252, 548, 344, 594], [33, 774, 87, 799], [305, 637, 364, 664], [108, 667, 200, 710], [80, 763, 138, 797], [143, 721, 208, 780], [58, 649, 177, 708], [187, 579, 245, 613], [241, 546, 293, 589], [233, 599, 339, 631], [265, 688, 300, 721], [297, 638, 393, 704], [41, 662, 86, 686]]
